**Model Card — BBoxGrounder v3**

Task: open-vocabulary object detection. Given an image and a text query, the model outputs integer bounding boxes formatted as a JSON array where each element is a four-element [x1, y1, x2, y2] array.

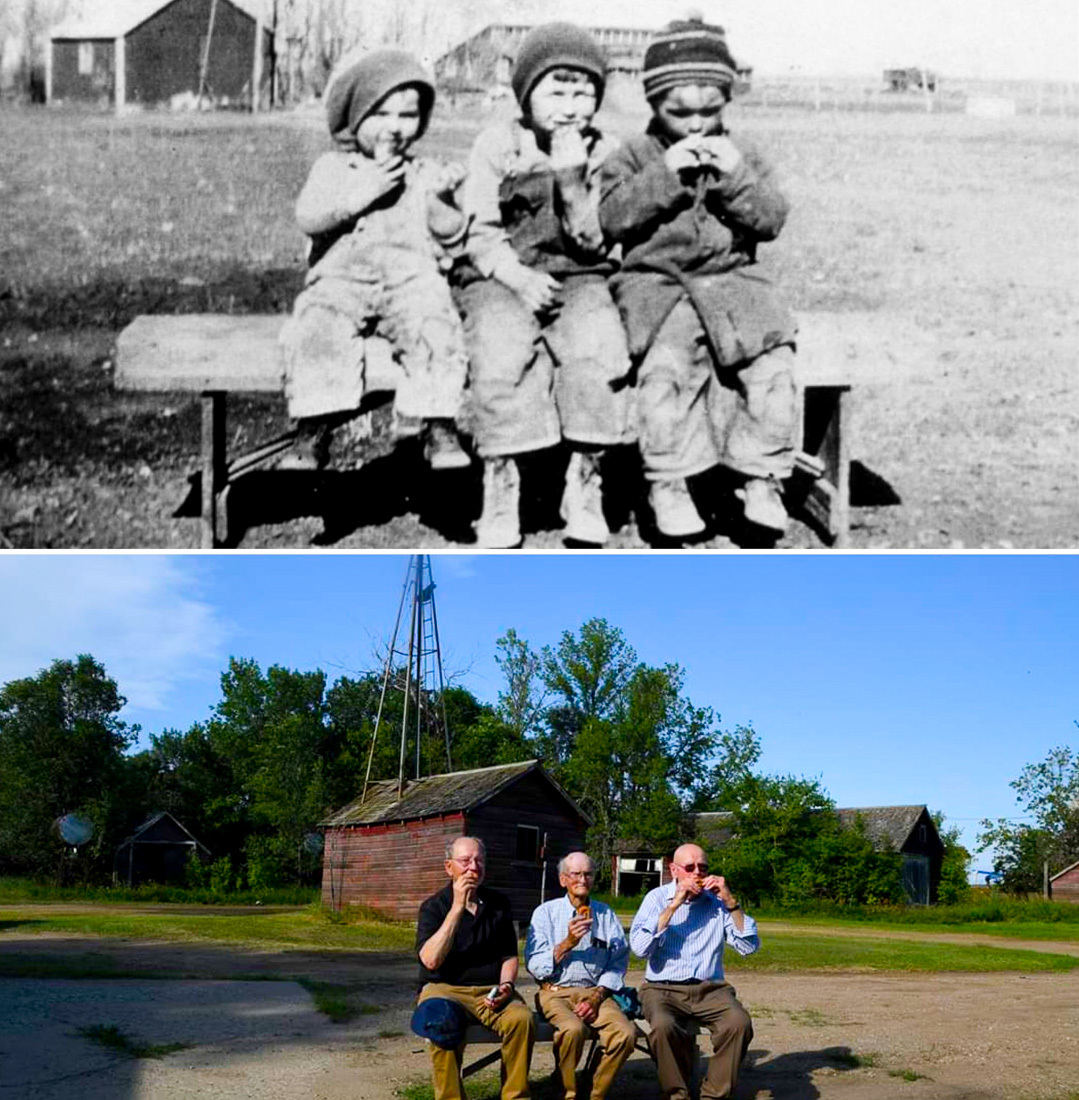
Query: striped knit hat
[[642, 15, 737, 102]]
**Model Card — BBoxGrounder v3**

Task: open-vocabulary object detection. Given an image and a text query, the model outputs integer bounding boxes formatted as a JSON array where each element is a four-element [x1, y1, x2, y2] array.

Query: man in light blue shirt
[[526, 851, 637, 1100], [630, 842, 758, 1100]]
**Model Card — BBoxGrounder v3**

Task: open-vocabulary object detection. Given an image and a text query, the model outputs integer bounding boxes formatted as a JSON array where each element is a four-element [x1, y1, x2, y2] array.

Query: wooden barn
[[1049, 858, 1079, 903], [319, 760, 590, 924], [113, 811, 210, 886], [611, 805, 944, 905], [47, 0, 271, 112]]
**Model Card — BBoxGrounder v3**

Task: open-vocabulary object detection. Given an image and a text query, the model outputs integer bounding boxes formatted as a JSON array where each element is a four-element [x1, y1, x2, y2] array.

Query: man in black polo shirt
[[416, 835, 535, 1100]]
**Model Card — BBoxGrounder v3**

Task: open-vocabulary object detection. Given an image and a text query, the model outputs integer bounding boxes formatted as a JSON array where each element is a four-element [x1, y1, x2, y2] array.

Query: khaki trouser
[[640, 980, 753, 1100], [418, 983, 535, 1100], [536, 986, 637, 1100]]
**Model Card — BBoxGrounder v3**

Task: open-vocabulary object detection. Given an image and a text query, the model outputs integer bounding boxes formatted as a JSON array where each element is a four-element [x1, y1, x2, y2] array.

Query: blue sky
[[1, 552, 1075, 873]]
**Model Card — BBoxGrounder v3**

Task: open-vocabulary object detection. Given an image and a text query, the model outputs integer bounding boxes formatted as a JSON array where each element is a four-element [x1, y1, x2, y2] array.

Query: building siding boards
[[50, 0, 270, 108], [1049, 860, 1079, 903], [320, 761, 589, 924]]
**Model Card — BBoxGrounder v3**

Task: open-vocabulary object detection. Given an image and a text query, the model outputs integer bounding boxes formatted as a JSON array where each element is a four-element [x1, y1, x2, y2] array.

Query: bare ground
[[1, 927, 1076, 1100]]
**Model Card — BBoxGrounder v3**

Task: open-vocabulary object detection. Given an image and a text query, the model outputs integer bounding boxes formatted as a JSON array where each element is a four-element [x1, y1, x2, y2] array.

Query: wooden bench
[[114, 311, 922, 548]]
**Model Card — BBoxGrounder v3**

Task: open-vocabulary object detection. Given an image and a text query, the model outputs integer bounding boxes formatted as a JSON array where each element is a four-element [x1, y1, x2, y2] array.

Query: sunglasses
[[676, 863, 709, 874]]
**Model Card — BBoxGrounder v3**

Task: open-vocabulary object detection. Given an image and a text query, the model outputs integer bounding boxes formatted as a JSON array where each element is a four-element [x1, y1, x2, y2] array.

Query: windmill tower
[[362, 556, 453, 802]]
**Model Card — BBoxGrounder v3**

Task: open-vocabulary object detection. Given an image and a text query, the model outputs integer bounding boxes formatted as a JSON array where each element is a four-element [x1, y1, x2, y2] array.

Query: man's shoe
[[424, 419, 472, 470], [276, 419, 330, 471], [560, 450, 609, 545], [737, 476, 788, 532], [649, 478, 706, 539], [474, 457, 522, 547]]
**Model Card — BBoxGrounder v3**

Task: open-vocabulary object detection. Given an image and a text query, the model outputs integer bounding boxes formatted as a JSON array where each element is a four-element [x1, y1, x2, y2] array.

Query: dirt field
[[1, 102, 1076, 548], [2, 928, 1077, 1100]]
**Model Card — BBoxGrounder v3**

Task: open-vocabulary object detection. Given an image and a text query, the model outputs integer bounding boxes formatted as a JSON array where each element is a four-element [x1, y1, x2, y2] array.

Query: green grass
[[0, 875, 319, 906], [0, 902, 414, 951], [79, 1023, 192, 1059]]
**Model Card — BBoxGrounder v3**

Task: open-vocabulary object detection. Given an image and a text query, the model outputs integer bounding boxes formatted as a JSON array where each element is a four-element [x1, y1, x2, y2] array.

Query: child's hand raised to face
[[548, 126, 589, 175], [697, 135, 742, 174]]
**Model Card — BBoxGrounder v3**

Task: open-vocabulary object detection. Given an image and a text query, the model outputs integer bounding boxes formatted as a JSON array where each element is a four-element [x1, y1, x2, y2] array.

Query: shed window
[[78, 42, 94, 75], [515, 824, 539, 862]]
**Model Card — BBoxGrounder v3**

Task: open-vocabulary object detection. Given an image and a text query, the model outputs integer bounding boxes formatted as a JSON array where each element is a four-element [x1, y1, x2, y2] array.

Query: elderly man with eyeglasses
[[415, 836, 535, 1100], [525, 851, 637, 1100], [629, 842, 759, 1100]]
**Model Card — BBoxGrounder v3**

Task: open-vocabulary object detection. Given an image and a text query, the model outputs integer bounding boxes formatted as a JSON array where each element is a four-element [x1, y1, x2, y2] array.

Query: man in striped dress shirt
[[629, 843, 759, 1100], [525, 852, 637, 1100]]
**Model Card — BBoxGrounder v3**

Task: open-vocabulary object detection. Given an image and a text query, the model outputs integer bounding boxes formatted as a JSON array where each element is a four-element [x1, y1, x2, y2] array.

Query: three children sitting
[[280, 18, 798, 545]]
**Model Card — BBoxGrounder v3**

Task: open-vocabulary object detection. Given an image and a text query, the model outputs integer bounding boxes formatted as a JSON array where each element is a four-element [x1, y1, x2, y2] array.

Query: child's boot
[[560, 450, 608, 545], [737, 475, 788, 532], [649, 478, 705, 539], [278, 417, 331, 471], [424, 419, 472, 470], [474, 456, 521, 548]]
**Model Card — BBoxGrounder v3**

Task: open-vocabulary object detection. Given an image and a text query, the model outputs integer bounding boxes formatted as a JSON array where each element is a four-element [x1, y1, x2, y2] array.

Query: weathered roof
[[115, 811, 209, 853], [51, 0, 266, 41], [835, 805, 934, 850], [321, 760, 589, 827], [1049, 858, 1079, 881]]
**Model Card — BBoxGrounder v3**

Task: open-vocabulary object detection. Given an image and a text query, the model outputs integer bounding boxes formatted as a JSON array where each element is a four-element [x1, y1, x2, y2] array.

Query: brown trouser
[[418, 983, 535, 1100], [640, 980, 753, 1100], [536, 986, 637, 1100]]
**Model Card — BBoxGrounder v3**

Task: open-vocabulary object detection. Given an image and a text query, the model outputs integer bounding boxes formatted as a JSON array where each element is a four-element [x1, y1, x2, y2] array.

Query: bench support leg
[[200, 391, 226, 549], [795, 384, 851, 548]]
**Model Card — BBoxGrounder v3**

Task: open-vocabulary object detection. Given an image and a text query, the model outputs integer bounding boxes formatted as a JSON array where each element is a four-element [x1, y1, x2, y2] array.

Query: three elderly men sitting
[[413, 836, 759, 1100]]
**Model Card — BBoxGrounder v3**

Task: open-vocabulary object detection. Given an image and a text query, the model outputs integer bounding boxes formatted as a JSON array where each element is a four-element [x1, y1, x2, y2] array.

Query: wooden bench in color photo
[[114, 311, 916, 548]]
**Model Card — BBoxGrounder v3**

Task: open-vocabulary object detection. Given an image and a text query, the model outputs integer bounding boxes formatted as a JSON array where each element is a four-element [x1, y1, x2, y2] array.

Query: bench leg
[[796, 384, 851, 548], [200, 392, 227, 549]]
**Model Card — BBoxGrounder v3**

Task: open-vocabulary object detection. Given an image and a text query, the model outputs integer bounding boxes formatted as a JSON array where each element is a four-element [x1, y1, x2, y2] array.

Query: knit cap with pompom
[[642, 14, 738, 103]]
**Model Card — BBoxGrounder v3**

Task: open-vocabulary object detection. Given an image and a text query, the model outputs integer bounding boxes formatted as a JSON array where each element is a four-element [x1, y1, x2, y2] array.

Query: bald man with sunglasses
[[629, 843, 759, 1100]]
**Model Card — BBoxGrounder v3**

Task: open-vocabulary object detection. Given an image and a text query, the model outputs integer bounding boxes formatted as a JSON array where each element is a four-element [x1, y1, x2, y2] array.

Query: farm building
[[47, 0, 271, 112], [1049, 859, 1079, 903], [319, 760, 590, 924], [113, 811, 210, 886], [611, 805, 944, 905], [434, 23, 751, 92]]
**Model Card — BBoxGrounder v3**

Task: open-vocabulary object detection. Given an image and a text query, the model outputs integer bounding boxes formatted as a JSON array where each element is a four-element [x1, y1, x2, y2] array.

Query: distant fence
[[737, 75, 1079, 117]]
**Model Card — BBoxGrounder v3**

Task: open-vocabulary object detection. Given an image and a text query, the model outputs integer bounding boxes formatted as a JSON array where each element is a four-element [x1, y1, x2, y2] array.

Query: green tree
[[0, 655, 135, 879], [934, 815, 972, 905], [978, 738, 1079, 893]]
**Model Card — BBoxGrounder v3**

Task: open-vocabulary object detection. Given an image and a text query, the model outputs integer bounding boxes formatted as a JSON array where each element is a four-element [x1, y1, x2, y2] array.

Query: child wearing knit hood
[[457, 23, 636, 548], [600, 16, 798, 539], [279, 48, 471, 471]]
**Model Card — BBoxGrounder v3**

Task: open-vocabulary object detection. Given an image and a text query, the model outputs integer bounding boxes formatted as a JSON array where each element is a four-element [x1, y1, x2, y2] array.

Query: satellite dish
[[56, 813, 94, 847], [303, 832, 324, 855]]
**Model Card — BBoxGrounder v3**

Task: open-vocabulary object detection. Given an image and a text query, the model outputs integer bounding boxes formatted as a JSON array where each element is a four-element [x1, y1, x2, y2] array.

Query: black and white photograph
[[1, 0, 1075, 548]]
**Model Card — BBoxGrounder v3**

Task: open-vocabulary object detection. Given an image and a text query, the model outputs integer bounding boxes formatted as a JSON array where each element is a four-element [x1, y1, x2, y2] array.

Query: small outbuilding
[[320, 760, 590, 924], [611, 805, 944, 905], [113, 811, 210, 886], [1049, 858, 1079, 903], [47, 0, 271, 112]]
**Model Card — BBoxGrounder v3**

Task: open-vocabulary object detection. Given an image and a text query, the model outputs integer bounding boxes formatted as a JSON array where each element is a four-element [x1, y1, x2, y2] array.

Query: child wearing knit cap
[[279, 48, 471, 471], [600, 16, 798, 538], [457, 23, 635, 548]]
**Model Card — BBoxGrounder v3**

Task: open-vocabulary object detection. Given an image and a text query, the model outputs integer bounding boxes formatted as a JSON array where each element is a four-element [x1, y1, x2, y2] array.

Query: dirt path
[[1, 931, 1077, 1100]]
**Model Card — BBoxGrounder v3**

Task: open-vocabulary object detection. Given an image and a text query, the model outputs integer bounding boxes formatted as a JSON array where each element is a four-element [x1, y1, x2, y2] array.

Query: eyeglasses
[[451, 856, 485, 867], [676, 863, 708, 874], [565, 871, 595, 879]]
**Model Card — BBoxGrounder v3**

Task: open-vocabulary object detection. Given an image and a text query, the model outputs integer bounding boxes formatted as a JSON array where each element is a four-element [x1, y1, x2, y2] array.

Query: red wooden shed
[[319, 760, 590, 924], [1049, 858, 1079, 903]]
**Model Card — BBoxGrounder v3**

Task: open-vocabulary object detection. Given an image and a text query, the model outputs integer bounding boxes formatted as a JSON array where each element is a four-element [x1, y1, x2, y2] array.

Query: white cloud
[[0, 555, 228, 720]]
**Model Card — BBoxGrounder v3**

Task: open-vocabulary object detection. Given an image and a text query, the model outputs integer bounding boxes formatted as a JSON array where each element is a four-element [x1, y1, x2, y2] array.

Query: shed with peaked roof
[[113, 811, 210, 886], [48, 0, 271, 112], [611, 804, 944, 904], [1049, 858, 1079, 903], [320, 760, 590, 923]]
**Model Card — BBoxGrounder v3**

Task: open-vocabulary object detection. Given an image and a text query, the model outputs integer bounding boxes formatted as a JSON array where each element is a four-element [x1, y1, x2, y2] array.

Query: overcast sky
[[2, 552, 1075, 874]]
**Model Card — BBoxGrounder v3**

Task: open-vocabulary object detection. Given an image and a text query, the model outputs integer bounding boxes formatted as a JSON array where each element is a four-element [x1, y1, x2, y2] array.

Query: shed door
[[902, 854, 930, 905]]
